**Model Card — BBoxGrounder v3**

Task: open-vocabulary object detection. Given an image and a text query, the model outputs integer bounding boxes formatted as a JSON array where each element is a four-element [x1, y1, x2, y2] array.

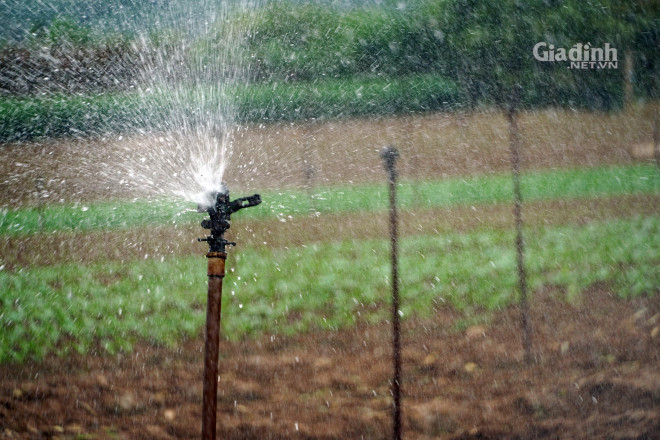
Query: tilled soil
[[1, 287, 659, 440], [1, 108, 656, 206], [1, 109, 659, 439]]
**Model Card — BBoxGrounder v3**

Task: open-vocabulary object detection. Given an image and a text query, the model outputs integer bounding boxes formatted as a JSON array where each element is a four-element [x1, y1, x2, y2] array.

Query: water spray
[[197, 185, 261, 440], [381, 145, 402, 440]]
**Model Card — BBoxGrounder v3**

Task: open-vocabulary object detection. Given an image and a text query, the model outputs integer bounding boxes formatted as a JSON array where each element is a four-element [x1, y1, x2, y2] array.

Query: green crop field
[[2, 164, 658, 236], [1, 3, 658, 439], [1, 160, 659, 363], [1, 215, 658, 364]]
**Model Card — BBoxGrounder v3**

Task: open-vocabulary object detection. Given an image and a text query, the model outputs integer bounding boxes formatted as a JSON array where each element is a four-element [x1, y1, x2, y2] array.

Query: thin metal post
[[653, 108, 659, 169], [381, 145, 402, 440], [202, 251, 226, 440], [35, 177, 45, 231], [302, 138, 316, 214], [507, 105, 532, 365]]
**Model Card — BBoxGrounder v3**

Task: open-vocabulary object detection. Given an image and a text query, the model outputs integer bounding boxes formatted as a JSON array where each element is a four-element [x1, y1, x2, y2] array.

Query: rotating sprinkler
[[196, 185, 261, 440]]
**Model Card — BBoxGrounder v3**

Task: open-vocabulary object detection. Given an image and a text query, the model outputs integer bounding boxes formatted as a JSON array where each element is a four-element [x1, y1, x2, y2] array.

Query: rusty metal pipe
[[196, 186, 260, 440], [202, 251, 226, 440]]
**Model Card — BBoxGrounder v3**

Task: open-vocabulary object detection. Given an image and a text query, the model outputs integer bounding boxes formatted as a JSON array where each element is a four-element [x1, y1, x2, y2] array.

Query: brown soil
[[1, 287, 659, 440], [2, 194, 659, 270], [1, 106, 657, 206], [1, 108, 659, 439]]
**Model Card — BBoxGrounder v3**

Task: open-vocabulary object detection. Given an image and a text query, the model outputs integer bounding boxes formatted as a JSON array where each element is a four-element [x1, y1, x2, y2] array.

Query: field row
[[0, 75, 459, 142], [1, 215, 658, 364], [1, 194, 658, 270], [2, 164, 658, 236]]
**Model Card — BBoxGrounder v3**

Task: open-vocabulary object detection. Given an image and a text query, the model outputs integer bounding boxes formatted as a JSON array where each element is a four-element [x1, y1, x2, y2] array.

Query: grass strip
[[1, 215, 658, 364], [0, 75, 461, 142], [1, 164, 658, 236]]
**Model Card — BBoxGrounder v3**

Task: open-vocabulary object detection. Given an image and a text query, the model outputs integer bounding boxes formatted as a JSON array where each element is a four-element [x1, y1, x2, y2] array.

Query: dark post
[[653, 108, 659, 169], [202, 251, 226, 440], [35, 177, 45, 231], [507, 93, 532, 365], [381, 145, 402, 440], [197, 186, 261, 440], [302, 138, 316, 214]]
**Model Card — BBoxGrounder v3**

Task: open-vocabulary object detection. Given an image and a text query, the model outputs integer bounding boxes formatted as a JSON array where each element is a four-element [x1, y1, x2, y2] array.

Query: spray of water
[[0, 0, 259, 207], [103, 0, 257, 204], [0, 0, 318, 211]]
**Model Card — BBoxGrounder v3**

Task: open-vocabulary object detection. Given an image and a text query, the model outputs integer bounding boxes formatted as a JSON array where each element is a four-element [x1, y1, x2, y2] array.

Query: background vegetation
[[0, 0, 658, 141]]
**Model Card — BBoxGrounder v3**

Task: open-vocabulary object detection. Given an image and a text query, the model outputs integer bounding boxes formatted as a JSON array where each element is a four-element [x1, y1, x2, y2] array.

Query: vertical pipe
[[302, 139, 316, 214], [508, 107, 532, 365], [653, 108, 659, 169], [382, 146, 402, 440], [624, 50, 634, 109], [202, 252, 226, 440], [35, 177, 45, 231]]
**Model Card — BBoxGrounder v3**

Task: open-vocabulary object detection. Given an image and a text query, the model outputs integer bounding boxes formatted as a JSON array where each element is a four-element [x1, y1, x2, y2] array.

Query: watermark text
[[533, 42, 618, 69]]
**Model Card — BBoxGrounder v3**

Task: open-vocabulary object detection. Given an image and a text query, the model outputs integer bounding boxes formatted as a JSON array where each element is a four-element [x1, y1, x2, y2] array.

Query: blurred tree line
[[228, 0, 659, 109], [0, 17, 142, 95], [1, 0, 658, 110]]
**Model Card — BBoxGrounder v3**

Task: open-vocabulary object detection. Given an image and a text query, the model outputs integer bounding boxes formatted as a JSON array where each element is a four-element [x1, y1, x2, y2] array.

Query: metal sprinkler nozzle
[[197, 184, 261, 440], [197, 185, 261, 253]]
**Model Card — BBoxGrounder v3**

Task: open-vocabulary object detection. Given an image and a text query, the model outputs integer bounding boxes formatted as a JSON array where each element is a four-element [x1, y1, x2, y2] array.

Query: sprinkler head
[[381, 145, 399, 176], [198, 184, 261, 253]]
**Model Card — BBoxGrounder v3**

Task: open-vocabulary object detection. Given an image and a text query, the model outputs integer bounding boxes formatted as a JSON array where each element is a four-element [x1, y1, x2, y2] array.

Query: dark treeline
[[0, 18, 141, 95], [1, 0, 658, 109], [229, 0, 659, 109]]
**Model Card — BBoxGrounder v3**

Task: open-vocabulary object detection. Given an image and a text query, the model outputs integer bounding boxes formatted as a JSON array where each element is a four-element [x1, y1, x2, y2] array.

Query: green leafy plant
[[1, 215, 657, 364]]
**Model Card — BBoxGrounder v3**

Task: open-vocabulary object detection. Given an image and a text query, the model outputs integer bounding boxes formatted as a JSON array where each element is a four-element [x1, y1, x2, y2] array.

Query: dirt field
[[1, 106, 657, 206], [1, 107, 659, 439], [1, 287, 659, 440]]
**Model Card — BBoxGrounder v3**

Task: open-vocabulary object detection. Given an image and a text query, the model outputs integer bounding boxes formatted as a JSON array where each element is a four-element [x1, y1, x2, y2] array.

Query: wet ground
[[1, 287, 659, 439], [1, 108, 659, 439], [1, 108, 656, 206]]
